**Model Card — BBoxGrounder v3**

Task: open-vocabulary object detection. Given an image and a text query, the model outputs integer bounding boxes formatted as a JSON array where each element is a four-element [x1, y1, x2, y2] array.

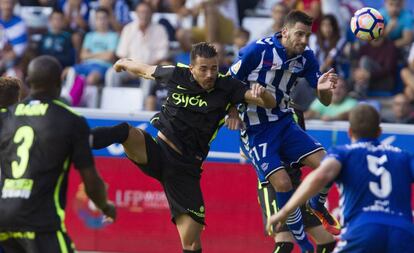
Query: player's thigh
[[280, 121, 324, 168], [175, 214, 203, 248], [122, 127, 148, 164], [243, 127, 284, 184], [306, 225, 335, 245], [301, 149, 326, 169], [36, 230, 75, 253], [128, 130, 163, 180]]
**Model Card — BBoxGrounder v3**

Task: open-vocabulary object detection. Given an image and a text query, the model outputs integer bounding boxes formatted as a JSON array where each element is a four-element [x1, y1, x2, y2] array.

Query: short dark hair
[[190, 42, 218, 63], [349, 104, 380, 139], [0, 76, 21, 107], [284, 10, 313, 27], [27, 55, 62, 90], [50, 9, 64, 18], [96, 6, 110, 16]]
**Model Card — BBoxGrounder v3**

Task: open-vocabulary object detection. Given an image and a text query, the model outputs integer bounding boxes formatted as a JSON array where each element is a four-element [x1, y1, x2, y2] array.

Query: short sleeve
[[229, 42, 263, 82], [301, 50, 321, 88], [309, 99, 325, 113], [152, 65, 176, 83], [82, 33, 92, 50], [227, 78, 249, 104], [72, 116, 94, 170], [324, 146, 346, 165]]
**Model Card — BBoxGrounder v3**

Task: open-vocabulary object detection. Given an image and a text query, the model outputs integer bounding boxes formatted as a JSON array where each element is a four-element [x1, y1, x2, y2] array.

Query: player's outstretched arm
[[317, 68, 337, 106], [79, 168, 117, 221], [244, 83, 277, 108], [113, 58, 157, 80], [266, 158, 341, 234]]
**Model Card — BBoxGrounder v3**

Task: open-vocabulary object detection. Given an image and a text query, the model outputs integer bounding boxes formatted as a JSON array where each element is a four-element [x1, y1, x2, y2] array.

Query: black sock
[[183, 249, 202, 253], [273, 242, 294, 253], [317, 241, 336, 253], [91, 122, 130, 149]]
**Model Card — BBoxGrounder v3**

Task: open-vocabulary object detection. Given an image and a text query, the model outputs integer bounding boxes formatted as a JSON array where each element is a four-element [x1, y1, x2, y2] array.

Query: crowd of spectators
[[0, 0, 413, 124]]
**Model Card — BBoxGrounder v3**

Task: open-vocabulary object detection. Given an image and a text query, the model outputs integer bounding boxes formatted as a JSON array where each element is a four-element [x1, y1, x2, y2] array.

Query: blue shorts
[[334, 224, 414, 253], [74, 62, 109, 79], [241, 115, 323, 184]]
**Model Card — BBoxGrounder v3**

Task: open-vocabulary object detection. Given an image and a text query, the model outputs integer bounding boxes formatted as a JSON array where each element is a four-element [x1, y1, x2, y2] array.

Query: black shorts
[[132, 131, 205, 225], [257, 166, 321, 234], [0, 229, 74, 253]]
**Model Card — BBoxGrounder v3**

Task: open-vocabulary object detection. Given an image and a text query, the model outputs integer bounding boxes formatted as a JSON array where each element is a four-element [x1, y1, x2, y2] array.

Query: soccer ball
[[350, 7, 384, 41]]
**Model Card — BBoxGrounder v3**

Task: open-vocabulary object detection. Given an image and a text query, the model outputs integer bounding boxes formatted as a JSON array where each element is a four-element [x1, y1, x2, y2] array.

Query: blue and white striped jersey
[[230, 32, 321, 127], [326, 139, 414, 233]]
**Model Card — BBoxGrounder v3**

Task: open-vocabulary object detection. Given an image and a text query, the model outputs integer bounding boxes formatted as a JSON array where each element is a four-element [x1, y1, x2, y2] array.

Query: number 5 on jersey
[[12, 126, 35, 178], [367, 154, 392, 198]]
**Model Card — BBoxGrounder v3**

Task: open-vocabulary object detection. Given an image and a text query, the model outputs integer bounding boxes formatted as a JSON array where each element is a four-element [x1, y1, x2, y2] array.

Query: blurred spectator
[[380, 0, 413, 49], [62, 0, 89, 61], [351, 37, 398, 98], [68, 7, 119, 107], [236, 0, 259, 25], [88, 0, 131, 33], [232, 27, 249, 57], [0, 0, 28, 75], [285, 0, 321, 32], [144, 80, 168, 111], [105, 1, 169, 87], [261, 2, 288, 37], [305, 77, 357, 121], [400, 42, 414, 102], [177, 0, 239, 44], [19, 0, 58, 7], [382, 93, 414, 123], [39, 9, 75, 68], [174, 28, 191, 65], [309, 14, 346, 74]]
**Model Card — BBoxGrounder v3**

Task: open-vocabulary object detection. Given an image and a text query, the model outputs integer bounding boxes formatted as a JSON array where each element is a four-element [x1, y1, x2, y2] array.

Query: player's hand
[[225, 114, 245, 130], [317, 68, 337, 91], [225, 107, 245, 130], [266, 209, 289, 236], [113, 58, 132, 72], [101, 201, 117, 223], [251, 83, 266, 98]]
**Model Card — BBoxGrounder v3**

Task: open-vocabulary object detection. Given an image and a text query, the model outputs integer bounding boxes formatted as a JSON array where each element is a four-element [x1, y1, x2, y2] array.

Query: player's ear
[[347, 128, 354, 141], [281, 26, 288, 37], [376, 127, 382, 138]]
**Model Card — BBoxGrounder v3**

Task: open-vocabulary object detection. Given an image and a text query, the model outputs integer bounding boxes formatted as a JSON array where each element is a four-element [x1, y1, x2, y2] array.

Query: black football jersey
[[151, 65, 249, 161], [0, 97, 94, 231]]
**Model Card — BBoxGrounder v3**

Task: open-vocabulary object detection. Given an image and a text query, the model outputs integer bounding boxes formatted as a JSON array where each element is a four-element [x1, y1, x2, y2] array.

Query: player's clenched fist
[[113, 58, 132, 72]]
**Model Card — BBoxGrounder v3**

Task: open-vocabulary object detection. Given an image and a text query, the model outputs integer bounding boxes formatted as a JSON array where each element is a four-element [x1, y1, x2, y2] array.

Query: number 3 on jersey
[[367, 154, 392, 198], [11, 126, 34, 178]]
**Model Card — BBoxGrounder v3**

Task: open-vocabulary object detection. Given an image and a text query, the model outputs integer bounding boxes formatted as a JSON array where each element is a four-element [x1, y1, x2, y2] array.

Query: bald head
[[27, 56, 62, 95], [349, 104, 381, 139]]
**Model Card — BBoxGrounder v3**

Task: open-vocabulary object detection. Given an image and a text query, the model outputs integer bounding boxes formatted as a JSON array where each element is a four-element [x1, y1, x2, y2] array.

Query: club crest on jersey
[[260, 163, 269, 171], [289, 61, 304, 73], [231, 60, 242, 74]]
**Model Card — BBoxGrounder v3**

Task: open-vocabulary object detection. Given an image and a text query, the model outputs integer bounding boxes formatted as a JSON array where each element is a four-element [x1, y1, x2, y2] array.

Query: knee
[[182, 238, 201, 251], [269, 171, 293, 192]]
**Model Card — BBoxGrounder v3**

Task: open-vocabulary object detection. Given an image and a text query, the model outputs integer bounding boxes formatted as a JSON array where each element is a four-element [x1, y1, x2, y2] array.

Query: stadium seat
[[242, 16, 273, 42], [100, 87, 144, 112], [19, 6, 52, 29]]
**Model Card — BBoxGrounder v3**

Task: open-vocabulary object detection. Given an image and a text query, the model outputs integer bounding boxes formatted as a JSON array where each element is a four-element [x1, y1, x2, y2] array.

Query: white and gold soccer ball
[[350, 7, 385, 41]]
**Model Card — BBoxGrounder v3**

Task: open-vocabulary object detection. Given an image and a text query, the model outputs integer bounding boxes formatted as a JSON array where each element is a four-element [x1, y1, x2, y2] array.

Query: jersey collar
[[356, 138, 380, 145], [271, 32, 303, 63]]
